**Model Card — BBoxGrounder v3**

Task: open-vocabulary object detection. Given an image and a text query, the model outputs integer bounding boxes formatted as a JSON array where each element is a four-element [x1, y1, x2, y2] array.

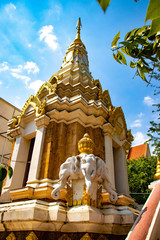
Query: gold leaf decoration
[[26, 232, 38, 240], [58, 234, 71, 240], [80, 233, 92, 240], [6, 232, 16, 240]]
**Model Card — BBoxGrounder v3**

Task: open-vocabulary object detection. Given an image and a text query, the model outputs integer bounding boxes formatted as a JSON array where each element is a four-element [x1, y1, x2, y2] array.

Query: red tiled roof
[[127, 143, 149, 160]]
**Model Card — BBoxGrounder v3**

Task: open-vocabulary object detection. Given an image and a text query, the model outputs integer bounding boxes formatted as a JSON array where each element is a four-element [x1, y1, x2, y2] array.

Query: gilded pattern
[[8, 95, 46, 129], [26, 232, 38, 240], [36, 81, 57, 97], [108, 106, 130, 140], [126, 129, 134, 144], [48, 73, 61, 84], [58, 234, 71, 240], [80, 233, 92, 240], [66, 184, 73, 207], [6, 232, 16, 240], [154, 156, 160, 180]]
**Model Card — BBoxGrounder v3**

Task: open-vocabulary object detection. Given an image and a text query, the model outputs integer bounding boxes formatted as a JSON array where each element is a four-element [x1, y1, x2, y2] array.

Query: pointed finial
[[76, 17, 82, 40], [154, 156, 160, 180], [78, 133, 94, 154]]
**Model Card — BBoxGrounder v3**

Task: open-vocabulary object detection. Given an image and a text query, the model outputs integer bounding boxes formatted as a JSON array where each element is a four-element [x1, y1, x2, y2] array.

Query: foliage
[[111, 26, 160, 83], [127, 156, 157, 204], [97, 0, 160, 37], [0, 164, 13, 194]]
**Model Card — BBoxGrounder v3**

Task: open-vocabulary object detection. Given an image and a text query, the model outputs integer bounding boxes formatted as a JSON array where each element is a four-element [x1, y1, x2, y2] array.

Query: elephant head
[[80, 154, 97, 198], [51, 156, 81, 199]]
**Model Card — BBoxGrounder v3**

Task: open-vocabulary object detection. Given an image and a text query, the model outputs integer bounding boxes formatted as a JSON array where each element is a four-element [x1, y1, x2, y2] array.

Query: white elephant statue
[[80, 154, 117, 202], [51, 153, 117, 203]]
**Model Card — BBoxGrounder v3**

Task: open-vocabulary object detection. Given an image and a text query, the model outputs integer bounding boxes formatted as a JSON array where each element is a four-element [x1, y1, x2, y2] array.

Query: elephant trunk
[[85, 175, 92, 196], [51, 177, 68, 199]]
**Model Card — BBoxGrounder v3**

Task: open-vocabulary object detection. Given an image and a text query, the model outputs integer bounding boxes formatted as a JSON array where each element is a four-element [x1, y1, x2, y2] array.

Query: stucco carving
[[8, 95, 46, 129], [51, 153, 117, 202], [36, 81, 57, 97]]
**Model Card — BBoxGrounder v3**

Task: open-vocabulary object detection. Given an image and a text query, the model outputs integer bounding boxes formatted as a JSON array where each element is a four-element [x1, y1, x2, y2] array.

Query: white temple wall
[[5, 136, 30, 189], [113, 146, 129, 195], [104, 135, 115, 189], [27, 127, 46, 187]]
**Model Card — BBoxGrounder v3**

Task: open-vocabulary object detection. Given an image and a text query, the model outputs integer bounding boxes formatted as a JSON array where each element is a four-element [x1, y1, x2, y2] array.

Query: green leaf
[[117, 51, 127, 65], [0, 166, 7, 182], [149, 18, 160, 36], [125, 28, 138, 40], [137, 66, 148, 82], [136, 26, 148, 36], [111, 31, 120, 48], [121, 47, 131, 57], [113, 53, 122, 64], [8, 166, 13, 179], [129, 61, 137, 68], [145, 0, 160, 22], [97, 0, 111, 13]]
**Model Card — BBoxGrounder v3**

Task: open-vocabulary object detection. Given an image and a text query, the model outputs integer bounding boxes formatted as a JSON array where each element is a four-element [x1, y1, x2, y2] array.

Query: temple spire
[[76, 18, 82, 40]]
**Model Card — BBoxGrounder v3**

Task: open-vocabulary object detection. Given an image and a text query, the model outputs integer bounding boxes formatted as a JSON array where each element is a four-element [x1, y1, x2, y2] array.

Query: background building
[[0, 97, 20, 165], [127, 143, 151, 160]]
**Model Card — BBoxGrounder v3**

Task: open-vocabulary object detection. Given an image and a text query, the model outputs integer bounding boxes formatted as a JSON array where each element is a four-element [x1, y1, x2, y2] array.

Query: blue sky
[[0, 0, 158, 151]]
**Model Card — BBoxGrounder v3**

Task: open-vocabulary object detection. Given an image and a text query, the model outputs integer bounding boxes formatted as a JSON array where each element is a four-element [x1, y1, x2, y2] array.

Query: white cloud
[[24, 61, 39, 74], [138, 112, 144, 118], [5, 3, 16, 20], [0, 81, 2, 85], [39, 25, 59, 51], [11, 65, 23, 73], [5, 3, 16, 12], [130, 119, 142, 128], [11, 62, 39, 74], [144, 96, 155, 106], [132, 132, 148, 146], [11, 72, 31, 86], [28, 80, 44, 93], [0, 62, 9, 72], [28, 43, 32, 48]]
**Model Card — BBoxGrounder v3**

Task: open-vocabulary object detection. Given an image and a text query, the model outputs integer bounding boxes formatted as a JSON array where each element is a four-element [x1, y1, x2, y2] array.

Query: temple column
[[103, 123, 115, 188], [114, 141, 129, 195], [4, 127, 30, 190], [27, 115, 50, 187]]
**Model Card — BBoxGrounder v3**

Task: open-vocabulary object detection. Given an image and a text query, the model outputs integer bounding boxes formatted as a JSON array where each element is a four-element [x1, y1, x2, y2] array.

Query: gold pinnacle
[[76, 17, 82, 40], [154, 156, 160, 180], [78, 133, 94, 154]]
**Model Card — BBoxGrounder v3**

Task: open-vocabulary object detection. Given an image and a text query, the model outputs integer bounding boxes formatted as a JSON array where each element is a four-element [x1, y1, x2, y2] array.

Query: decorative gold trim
[[80, 233, 92, 240], [58, 234, 71, 240], [36, 82, 57, 97], [126, 129, 134, 144], [26, 232, 38, 240], [97, 235, 108, 240], [97, 186, 102, 208], [102, 90, 112, 107], [66, 184, 73, 207], [8, 95, 46, 129], [154, 156, 160, 180], [6, 232, 16, 240], [48, 73, 61, 84], [101, 192, 134, 206], [10, 187, 34, 200], [108, 106, 129, 140], [82, 184, 91, 205]]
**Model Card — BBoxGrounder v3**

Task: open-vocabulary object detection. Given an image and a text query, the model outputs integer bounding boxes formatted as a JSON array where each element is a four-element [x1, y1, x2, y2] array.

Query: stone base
[[1, 231, 127, 240], [0, 200, 138, 236]]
